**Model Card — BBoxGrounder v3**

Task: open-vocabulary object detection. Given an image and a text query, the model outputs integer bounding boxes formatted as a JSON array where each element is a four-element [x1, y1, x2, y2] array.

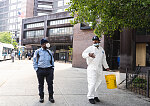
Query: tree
[[0, 32, 18, 49], [67, 0, 150, 37], [68, 46, 73, 61]]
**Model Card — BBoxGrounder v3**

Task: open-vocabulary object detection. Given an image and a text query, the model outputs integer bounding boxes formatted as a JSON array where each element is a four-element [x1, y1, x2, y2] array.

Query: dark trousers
[[11, 56, 14, 62], [36, 67, 54, 98]]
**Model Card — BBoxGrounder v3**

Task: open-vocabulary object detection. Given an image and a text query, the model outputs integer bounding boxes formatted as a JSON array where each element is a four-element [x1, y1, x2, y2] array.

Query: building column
[[44, 16, 48, 38], [120, 28, 136, 72], [33, 0, 38, 16]]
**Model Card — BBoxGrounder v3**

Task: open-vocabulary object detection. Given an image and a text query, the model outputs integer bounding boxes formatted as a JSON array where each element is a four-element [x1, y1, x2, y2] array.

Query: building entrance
[[51, 45, 72, 62], [104, 31, 120, 70], [136, 43, 150, 67]]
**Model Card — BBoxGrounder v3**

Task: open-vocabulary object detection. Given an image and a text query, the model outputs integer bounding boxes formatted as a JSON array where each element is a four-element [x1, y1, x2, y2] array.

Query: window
[[61, 27, 65, 34], [64, 0, 70, 5], [57, 20, 61, 24], [4, 13, 8, 18], [9, 0, 17, 4], [48, 27, 73, 36], [0, 8, 3, 13], [25, 30, 44, 38], [15, 18, 18, 23], [38, 13, 48, 16], [4, 7, 9, 12], [0, 27, 2, 31], [80, 22, 91, 30], [10, 5, 16, 10], [9, 18, 14, 23], [0, 14, 3, 19], [49, 18, 73, 26], [38, 4, 52, 9], [2, 47, 7, 55], [136, 28, 150, 36], [0, 2, 4, 7], [9, 12, 14, 17], [25, 22, 44, 29], [18, 24, 20, 29], [58, 1, 63, 7], [18, 18, 21, 23], [57, 9, 63, 13], [17, 4, 21, 9]]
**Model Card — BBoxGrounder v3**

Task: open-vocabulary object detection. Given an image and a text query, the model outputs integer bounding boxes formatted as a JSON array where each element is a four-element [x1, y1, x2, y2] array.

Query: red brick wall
[[72, 24, 96, 68]]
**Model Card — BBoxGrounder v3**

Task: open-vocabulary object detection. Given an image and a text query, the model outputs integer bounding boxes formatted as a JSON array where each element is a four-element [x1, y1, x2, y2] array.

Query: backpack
[[36, 49, 54, 67]]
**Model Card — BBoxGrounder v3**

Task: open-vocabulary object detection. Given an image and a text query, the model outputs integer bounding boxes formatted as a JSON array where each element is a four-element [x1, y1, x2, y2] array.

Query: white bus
[[0, 42, 14, 60]]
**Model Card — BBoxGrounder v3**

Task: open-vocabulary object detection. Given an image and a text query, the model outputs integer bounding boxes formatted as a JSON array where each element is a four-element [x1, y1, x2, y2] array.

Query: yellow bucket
[[105, 74, 117, 89]]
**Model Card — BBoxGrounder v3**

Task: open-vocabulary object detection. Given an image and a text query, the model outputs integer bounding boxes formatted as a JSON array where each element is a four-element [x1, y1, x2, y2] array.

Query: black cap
[[92, 36, 100, 41], [40, 38, 48, 45]]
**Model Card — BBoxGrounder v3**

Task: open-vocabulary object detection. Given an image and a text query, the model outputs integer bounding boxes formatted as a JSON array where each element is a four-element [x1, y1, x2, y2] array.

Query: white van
[[0, 42, 14, 60]]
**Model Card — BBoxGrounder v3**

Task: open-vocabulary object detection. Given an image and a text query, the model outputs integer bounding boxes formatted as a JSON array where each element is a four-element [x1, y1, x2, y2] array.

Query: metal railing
[[126, 67, 150, 98]]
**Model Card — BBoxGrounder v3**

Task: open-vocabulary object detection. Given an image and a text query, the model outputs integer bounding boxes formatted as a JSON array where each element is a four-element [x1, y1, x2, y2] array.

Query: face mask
[[46, 43, 50, 48], [93, 43, 99, 47]]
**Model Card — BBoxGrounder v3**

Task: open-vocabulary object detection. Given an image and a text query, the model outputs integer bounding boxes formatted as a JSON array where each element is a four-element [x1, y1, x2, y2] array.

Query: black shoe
[[94, 97, 100, 102], [49, 96, 55, 103], [89, 99, 95, 104], [39, 98, 44, 103]]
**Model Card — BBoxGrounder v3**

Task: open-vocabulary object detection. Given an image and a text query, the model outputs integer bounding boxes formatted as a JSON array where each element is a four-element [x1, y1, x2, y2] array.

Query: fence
[[126, 67, 150, 98]]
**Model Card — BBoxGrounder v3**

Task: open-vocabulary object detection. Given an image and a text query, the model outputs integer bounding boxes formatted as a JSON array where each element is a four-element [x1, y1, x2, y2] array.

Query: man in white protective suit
[[82, 36, 110, 104]]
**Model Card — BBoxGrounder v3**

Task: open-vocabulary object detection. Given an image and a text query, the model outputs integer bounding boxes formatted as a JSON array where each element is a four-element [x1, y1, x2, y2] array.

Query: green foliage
[[133, 78, 147, 83], [68, 46, 73, 55], [12, 40, 18, 50], [0, 32, 12, 44], [132, 78, 147, 89], [0, 32, 18, 49], [67, 0, 150, 37]]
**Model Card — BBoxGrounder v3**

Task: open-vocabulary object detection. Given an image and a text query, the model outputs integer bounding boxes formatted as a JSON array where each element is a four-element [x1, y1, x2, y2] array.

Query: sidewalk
[[0, 60, 150, 106]]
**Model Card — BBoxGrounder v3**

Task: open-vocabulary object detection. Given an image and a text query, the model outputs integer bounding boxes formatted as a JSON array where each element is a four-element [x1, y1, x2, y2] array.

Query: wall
[[72, 23, 96, 68], [26, 0, 34, 18]]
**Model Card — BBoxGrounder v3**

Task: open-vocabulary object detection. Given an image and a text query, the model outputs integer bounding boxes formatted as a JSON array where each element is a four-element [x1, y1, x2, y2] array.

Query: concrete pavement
[[0, 60, 150, 106]]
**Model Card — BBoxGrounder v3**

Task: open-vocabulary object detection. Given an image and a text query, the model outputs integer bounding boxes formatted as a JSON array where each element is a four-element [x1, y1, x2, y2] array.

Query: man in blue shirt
[[33, 38, 55, 103]]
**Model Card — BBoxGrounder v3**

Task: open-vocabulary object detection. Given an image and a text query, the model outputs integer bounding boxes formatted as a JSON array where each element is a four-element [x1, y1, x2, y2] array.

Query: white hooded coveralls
[[82, 45, 109, 99]]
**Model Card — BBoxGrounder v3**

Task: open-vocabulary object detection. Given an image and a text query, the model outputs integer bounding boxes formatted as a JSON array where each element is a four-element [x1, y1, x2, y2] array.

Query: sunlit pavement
[[0, 60, 150, 106]]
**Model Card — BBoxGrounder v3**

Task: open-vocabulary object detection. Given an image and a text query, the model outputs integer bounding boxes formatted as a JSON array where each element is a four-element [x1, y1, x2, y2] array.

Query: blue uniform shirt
[[33, 48, 54, 71]]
